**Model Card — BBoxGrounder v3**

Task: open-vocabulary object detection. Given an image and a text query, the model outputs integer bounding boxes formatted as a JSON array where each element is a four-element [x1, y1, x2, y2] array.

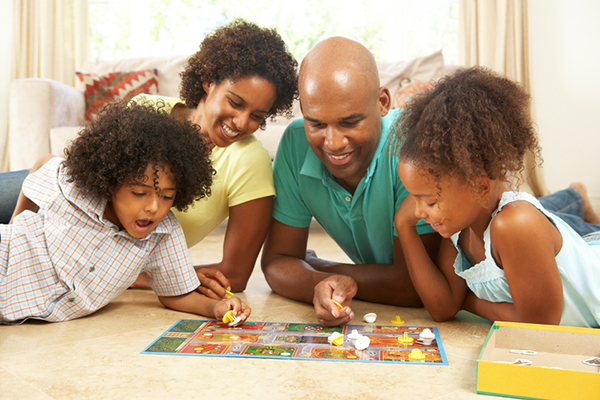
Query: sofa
[[8, 50, 451, 171]]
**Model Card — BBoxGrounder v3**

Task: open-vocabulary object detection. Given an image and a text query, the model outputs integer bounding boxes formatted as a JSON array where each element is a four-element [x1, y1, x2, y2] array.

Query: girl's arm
[[158, 290, 250, 325], [195, 196, 273, 296], [395, 195, 469, 321], [464, 202, 563, 324]]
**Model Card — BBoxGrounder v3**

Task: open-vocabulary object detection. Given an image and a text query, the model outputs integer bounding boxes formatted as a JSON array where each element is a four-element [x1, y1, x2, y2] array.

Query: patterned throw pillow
[[393, 77, 435, 109], [76, 69, 159, 121]]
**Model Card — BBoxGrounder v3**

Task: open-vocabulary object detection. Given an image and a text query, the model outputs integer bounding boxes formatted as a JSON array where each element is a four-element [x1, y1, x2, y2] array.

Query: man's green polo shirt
[[272, 109, 434, 265]]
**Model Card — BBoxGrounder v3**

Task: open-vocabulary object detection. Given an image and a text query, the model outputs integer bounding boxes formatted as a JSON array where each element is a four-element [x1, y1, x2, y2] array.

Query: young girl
[[0, 102, 250, 324], [392, 67, 600, 328]]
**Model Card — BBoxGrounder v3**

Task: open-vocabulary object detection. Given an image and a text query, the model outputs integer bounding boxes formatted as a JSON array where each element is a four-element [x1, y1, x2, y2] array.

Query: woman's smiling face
[[193, 76, 277, 148]]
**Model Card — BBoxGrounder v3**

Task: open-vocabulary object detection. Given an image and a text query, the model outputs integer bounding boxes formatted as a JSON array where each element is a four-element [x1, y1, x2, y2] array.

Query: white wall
[[529, 0, 600, 210], [0, 0, 13, 171]]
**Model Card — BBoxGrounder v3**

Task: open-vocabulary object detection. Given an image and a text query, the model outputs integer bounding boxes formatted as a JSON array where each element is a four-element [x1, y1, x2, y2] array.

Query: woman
[[133, 19, 298, 297]]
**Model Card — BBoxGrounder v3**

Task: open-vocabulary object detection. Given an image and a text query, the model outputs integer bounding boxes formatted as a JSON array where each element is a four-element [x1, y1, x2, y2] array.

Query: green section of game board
[[284, 323, 342, 334], [145, 337, 187, 353], [169, 319, 206, 333]]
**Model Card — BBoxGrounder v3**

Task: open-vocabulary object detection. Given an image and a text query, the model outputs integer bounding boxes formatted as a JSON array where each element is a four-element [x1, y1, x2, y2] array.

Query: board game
[[142, 319, 448, 365]]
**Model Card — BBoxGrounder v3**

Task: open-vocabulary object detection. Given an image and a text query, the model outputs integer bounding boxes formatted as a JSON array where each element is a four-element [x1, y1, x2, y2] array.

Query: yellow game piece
[[194, 347, 204, 352], [225, 290, 234, 298], [222, 310, 235, 323], [331, 335, 344, 346], [331, 299, 343, 309], [398, 332, 414, 344], [408, 349, 426, 360], [390, 315, 405, 325]]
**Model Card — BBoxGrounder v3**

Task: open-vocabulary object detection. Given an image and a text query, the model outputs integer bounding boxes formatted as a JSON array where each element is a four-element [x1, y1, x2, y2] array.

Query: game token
[[222, 310, 235, 323], [225, 290, 234, 298], [398, 332, 414, 344], [419, 328, 435, 345], [363, 313, 377, 323], [328, 332, 344, 346], [203, 333, 213, 336], [281, 352, 291, 356], [510, 349, 537, 356], [408, 349, 426, 360], [331, 299, 343, 310], [354, 335, 370, 350], [347, 329, 361, 340], [583, 357, 600, 366], [390, 316, 405, 325]]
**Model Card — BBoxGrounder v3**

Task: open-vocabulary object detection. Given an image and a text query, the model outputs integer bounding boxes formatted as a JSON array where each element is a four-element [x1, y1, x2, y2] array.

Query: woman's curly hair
[[179, 19, 298, 128], [64, 101, 214, 212], [391, 67, 540, 193]]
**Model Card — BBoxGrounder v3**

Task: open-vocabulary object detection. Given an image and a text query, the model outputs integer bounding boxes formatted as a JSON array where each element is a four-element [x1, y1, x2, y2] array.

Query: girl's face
[[104, 164, 176, 239], [193, 76, 277, 148], [398, 160, 485, 238]]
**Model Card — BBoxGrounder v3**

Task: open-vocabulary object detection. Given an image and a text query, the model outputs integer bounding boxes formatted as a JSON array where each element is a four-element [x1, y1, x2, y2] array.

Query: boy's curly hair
[[391, 67, 540, 192], [64, 101, 214, 212], [179, 19, 298, 128]]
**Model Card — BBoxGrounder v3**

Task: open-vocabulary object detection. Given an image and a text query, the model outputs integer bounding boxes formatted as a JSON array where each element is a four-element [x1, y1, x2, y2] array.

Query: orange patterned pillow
[[76, 69, 159, 121], [393, 77, 434, 109]]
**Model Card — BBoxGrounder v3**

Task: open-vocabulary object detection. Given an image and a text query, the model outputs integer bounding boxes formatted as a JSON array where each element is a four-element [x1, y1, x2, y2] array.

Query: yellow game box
[[476, 321, 600, 399]]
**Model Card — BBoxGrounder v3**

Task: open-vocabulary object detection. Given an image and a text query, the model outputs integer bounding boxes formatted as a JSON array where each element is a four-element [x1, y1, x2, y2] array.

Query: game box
[[476, 321, 600, 399]]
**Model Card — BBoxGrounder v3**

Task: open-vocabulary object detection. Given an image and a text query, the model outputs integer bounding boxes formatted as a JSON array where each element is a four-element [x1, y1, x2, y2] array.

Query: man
[[261, 37, 440, 326]]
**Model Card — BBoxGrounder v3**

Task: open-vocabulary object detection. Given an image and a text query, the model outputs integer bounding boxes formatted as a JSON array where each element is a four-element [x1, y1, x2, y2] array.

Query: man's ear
[[378, 86, 392, 116]]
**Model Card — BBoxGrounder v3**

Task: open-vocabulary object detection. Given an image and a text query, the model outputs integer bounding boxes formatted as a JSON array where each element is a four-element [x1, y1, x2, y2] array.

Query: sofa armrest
[[8, 78, 85, 170]]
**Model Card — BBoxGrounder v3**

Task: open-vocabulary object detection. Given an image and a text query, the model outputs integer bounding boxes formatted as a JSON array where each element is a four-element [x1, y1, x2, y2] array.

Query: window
[[89, 0, 458, 63]]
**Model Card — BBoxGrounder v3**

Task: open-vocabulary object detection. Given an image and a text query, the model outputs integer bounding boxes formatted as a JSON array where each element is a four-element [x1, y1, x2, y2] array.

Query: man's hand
[[313, 275, 357, 326], [194, 267, 232, 300]]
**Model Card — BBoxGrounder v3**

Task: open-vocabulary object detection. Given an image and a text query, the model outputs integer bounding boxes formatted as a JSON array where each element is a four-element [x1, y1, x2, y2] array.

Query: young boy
[[0, 102, 250, 324]]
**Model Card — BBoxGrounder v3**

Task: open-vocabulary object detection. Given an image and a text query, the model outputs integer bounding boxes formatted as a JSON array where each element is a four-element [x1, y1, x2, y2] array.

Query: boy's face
[[105, 164, 176, 239]]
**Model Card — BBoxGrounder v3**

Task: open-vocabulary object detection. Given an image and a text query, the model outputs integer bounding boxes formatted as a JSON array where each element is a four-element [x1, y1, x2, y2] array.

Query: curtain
[[458, 0, 549, 196], [2, 0, 88, 171]]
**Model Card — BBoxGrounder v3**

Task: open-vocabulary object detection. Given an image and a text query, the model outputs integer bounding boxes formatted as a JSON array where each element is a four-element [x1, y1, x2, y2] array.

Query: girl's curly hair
[[64, 101, 214, 212], [179, 19, 298, 128], [391, 67, 540, 192]]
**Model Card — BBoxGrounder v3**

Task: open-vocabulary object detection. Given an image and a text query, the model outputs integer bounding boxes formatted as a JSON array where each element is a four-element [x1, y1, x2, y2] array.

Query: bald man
[[261, 37, 440, 326]]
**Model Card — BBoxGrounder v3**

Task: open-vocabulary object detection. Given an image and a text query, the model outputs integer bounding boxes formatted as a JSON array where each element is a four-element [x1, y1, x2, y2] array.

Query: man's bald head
[[299, 37, 381, 101]]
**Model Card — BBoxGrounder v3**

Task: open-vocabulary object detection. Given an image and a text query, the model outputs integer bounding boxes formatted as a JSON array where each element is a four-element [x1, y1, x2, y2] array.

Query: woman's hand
[[194, 267, 232, 300]]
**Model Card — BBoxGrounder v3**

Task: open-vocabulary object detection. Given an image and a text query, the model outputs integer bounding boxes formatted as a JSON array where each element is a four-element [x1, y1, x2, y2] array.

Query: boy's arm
[[158, 290, 250, 323], [10, 154, 56, 223], [395, 195, 468, 322]]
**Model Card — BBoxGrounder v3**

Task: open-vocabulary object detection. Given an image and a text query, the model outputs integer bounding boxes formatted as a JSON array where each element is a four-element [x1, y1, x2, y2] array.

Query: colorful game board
[[142, 319, 448, 365]]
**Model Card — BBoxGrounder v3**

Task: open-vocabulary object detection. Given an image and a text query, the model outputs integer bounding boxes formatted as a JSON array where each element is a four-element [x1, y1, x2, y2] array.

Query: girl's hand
[[194, 267, 232, 300], [395, 194, 422, 231], [213, 297, 251, 327]]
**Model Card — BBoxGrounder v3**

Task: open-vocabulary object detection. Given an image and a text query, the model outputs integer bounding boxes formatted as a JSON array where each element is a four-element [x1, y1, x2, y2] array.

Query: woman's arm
[[465, 202, 564, 325], [195, 196, 273, 296], [395, 195, 468, 321]]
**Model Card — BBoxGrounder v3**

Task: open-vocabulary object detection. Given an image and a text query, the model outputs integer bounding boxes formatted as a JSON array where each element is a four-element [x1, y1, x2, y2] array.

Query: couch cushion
[[78, 55, 189, 98], [393, 77, 435, 109], [76, 69, 160, 120], [50, 126, 84, 157]]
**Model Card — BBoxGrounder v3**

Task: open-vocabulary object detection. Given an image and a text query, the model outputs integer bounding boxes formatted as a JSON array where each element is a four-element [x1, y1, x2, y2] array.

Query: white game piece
[[347, 329, 361, 340], [354, 335, 370, 350], [363, 313, 377, 323], [419, 328, 435, 344], [229, 315, 242, 326]]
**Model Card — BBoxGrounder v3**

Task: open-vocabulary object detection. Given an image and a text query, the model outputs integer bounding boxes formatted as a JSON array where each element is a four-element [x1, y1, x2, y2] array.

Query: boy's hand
[[194, 267, 231, 300], [313, 275, 357, 326], [214, 297, 251, 327]]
